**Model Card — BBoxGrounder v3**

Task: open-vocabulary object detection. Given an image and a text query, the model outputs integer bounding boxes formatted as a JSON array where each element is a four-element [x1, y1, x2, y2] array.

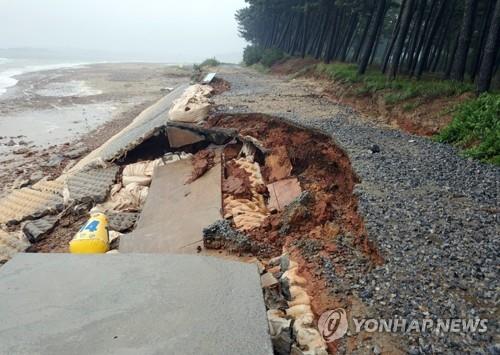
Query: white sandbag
[[168, 84, 214, 123], [123, 159, 163, 177], [97, 183, 149, 212], [122, 175, 151, 187], [122, 159, 164, 187]]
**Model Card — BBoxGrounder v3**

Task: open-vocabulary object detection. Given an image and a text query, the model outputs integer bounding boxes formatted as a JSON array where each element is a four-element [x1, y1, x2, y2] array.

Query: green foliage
[[315, 63, 474, 104], [260, 48, 285, 67], [436, 93, 500, 165], [200, 58, 220, 67], [243, 45, 285, 68], [251, 63, 271, 74], [243, 45, 264, 66]]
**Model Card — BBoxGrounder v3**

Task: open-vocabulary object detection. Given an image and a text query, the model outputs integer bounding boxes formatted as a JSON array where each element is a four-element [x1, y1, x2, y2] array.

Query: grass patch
[[315, 63, 473, 104], [243, 45, 285, 68], [200, 58, 220, 67], [250, 63, 271, 74], [436, 93, 500, 165]]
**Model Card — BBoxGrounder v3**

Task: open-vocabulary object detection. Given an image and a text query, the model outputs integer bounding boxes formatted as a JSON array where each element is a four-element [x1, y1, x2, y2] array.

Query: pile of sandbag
[[122, 159, 163, 187], [168, 84, 213, 123], [224, 158, 269, 231], [97, 153, 192, 213]]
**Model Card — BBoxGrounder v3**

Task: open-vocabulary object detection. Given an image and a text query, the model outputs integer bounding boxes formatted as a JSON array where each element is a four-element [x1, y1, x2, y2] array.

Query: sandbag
[[123, 159, 163, 178], [122, 159, 164, 186], [168, 84, 213, 123], [97, 183, 149, 212]]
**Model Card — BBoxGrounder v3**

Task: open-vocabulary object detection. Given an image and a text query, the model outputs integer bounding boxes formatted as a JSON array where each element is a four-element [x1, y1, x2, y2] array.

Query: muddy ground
[[213, 66, 499, 354]]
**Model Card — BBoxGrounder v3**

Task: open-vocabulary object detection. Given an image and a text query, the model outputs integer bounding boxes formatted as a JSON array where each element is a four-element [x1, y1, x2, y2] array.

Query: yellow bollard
[[69, 213, 110, 254]]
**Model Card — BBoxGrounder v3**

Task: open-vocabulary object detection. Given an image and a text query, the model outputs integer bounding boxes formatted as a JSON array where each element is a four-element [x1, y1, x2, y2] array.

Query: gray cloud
[[0, 0, 247, 63]]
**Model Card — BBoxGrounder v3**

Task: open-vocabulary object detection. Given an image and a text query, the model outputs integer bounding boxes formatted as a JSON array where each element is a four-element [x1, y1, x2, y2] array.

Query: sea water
[[0, 57, 90, 96]]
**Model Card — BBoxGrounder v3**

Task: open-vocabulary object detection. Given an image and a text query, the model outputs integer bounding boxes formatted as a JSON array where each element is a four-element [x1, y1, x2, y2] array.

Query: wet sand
[[0, 62, 191, 196]]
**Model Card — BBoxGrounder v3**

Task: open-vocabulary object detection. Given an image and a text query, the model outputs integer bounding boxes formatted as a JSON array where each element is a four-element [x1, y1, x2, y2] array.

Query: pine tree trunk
[[477, 0, 500, 92], [415, 0, 448, 78], [388, 0, 415, 78], [358, 0, 386, 75], [451, 0, 479, 81]]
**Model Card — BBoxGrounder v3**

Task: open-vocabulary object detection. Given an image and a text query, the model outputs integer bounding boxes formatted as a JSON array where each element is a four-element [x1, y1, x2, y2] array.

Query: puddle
[[0, 103, 117, 159], [33, 80, 102, 97]]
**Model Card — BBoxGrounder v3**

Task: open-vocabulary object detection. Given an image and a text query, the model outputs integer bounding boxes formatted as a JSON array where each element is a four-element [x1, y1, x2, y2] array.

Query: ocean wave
[[0, 61, 91, 96]]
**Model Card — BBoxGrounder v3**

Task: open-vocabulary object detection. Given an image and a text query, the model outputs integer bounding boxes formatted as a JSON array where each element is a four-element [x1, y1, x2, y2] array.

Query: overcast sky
[[0, 0, 248, 63]]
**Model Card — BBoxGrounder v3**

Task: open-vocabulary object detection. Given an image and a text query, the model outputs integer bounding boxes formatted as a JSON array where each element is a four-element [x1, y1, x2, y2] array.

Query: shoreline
[[0, 62, 191, 196]]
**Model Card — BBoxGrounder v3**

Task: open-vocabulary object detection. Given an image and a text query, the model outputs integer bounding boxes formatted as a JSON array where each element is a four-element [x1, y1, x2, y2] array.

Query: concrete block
[[166, 126, 205, 148], [107, 212, 139, 232], [0, 253, 273, 355], [22, 215, 59, 243], [66, 166, 119, 203], [120, 156, 221, 254], [267, 178, 302, 212], [0, 187, 64, 225]]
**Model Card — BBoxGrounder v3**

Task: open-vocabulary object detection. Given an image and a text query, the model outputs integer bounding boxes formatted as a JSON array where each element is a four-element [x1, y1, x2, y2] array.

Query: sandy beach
[[0, 62, 191, 196]]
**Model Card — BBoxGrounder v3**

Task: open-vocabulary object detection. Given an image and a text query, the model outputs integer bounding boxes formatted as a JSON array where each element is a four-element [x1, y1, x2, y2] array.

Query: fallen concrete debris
[[31, 179, 65, 195], [202, 72, 216, 84], [120, 154, 222, 254], [108, 212, 139, 232], [267, 178, 302, 212], [0, 230, 30, 264], [65, 166, 119, 204], [22, 215, 59, 243], [69, 84, 189, 171], [0, 187, 64, 225], [168, 84, 213, 123], [166, 126, 205, 148]]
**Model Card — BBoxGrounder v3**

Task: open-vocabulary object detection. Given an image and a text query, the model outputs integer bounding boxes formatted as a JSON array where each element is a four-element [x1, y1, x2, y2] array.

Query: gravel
[[214, 66, 499, 354]]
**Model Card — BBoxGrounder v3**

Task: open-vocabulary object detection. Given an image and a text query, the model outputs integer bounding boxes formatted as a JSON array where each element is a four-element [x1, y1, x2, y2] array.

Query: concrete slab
[[166, 126, 205, 148], [202, 72, 216, 84], [22, 215, 59, 242], [120, 154, 222, 254], [0, 187, 64, 225], [31, 179, 65, 195], [267, 178, 302, 212], [108, 212, 139, 232], [0, 253, 273, 355], [69, 84, 189, 172], [66, 166, 119, 203]]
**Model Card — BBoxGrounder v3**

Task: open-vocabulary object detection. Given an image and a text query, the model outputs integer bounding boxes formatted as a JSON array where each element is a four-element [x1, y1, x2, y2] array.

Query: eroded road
[[214, 66, 499, 354]]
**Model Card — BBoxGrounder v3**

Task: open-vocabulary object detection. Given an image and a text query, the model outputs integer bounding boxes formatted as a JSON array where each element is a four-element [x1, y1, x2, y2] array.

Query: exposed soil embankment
[[204, 113, 383, 353], [270, 58, 472, 136]]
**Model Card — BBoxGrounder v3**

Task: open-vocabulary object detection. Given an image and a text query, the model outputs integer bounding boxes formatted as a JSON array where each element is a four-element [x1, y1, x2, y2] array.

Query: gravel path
[[214, 66, 499, 354]]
